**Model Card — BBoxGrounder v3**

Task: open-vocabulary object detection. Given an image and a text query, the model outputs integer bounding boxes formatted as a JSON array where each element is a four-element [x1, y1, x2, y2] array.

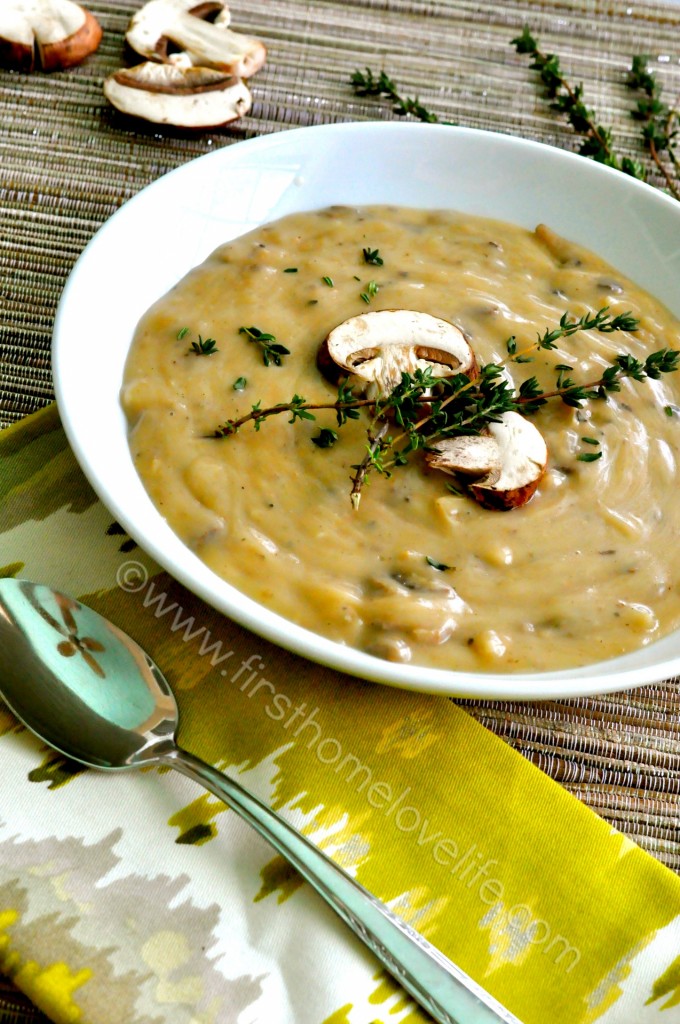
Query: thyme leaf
[[239, 325, 291, 367], [426, 556, 453, 571], [363, 247, 384, 266], [360, 280, 380, 304], [312, 427, 339, 448], [288, 394, 316, 424], [189, 334, 218, 356]]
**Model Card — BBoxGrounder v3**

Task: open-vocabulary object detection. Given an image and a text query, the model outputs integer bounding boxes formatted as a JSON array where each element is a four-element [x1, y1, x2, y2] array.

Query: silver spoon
[[0, 578, 521, 1024]]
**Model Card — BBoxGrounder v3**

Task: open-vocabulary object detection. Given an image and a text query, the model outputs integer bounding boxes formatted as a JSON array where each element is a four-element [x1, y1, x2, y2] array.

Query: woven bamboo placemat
[[1, 4, 680, 1017]]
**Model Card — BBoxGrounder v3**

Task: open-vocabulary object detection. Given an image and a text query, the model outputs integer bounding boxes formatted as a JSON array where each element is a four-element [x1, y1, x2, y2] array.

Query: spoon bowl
[[0, 578, 176, 768], [0, 578, 520, 1024]]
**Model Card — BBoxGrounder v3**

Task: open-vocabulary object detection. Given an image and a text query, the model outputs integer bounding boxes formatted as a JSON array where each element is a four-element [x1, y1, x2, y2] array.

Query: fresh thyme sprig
[[239, 325, 291, 367], [350, 68, 449, 124], [350, 40, 678, 200], [627, 55, 680, 200], [212, 308, 679, 508], [212, 393, 375, 437], [512, 26, 646, 180]]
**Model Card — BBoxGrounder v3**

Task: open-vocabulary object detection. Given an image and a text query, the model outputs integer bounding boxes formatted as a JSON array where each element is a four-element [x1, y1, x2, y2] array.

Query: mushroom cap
[[0, 0, 101, 72], [126, 0, 266, 78], [426, 411, 548, 511], [103, 61, 252, 128], [321, 309, 477, 396]]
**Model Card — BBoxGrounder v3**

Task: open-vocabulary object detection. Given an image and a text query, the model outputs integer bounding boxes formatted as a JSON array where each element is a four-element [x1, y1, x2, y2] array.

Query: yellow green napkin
[[1, 404, 680, 1024]]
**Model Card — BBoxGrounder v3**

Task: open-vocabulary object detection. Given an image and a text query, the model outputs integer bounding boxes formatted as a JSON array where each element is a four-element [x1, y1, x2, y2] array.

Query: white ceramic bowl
[[53, 122, 680, 699]]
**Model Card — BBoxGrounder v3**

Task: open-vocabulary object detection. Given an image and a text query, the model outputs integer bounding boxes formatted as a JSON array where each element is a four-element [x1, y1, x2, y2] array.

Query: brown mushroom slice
[[321, 310, 476, 397], [126, 0, 266, 78], [103, 62, 252, 128], [426, 411, 548, 511], [0, 0, 101, 72]]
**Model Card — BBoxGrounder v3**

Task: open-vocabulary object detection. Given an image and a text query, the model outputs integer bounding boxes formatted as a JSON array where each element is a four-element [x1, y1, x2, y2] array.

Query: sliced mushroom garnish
[[319, 310, 477, 397], [0, 0, 101, 72], [126, 0, 266, 77], [426, 411, 548, 510], [103, 61, 252, 128]]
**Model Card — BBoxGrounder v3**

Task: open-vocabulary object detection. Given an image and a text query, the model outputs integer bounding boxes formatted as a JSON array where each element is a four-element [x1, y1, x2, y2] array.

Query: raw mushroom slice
[[126, 0, 266, 78], [319, 310, 477, 397], [0, 0, 102, 72], [426, 411, 548, 510], [103, 61, 252, 128]]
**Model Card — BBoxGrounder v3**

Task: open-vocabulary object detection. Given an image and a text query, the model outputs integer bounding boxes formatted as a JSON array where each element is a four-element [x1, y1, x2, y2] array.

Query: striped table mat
[[1, 1, 680, 1020]]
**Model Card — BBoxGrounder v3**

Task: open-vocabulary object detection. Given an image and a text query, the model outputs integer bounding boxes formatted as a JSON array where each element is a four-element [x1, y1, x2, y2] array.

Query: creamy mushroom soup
[[122, 206, 680, 672]]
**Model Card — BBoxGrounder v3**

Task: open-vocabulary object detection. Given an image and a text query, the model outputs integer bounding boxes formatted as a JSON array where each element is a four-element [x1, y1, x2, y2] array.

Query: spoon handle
[[163, 746, 521, 1024]]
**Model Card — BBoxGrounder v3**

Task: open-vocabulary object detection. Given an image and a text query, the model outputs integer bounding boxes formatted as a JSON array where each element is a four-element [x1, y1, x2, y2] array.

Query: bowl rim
[[52, 120, 680, 699]]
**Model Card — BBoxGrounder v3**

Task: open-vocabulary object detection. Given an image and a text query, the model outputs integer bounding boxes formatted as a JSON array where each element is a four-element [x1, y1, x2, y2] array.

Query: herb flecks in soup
[[122, 206, 680, 673]]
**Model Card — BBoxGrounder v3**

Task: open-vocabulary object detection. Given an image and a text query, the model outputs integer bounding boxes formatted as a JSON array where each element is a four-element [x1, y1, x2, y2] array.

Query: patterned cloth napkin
[[1, 403, 680, 1024]]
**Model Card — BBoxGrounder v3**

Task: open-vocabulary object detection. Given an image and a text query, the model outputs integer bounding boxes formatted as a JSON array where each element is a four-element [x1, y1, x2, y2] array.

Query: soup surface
[[122, 206, 680, 672]]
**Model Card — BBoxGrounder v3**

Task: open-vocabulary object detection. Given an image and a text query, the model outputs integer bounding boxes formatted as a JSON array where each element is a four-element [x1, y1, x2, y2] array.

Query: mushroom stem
[[125, 0, 266, 77]]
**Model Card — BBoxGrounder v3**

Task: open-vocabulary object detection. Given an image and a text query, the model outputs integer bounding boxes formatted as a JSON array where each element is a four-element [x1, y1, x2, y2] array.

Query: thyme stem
[[350, 421, 390, 510], [350, 68, 451, 124], [213, 397, 377, 436], [647, 137, 680, 199]]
